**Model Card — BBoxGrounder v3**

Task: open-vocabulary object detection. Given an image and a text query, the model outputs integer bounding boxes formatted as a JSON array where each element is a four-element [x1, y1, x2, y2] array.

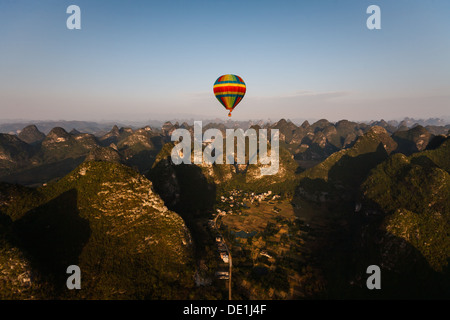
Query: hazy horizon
[[1, 114, 449, 127]]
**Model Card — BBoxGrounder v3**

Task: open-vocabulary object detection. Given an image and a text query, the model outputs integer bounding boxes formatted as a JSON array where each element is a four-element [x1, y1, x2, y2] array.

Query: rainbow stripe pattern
[[213, 74, 246, 117]]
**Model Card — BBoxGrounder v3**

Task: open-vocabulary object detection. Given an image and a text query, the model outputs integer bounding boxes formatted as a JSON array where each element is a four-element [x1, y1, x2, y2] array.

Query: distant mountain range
[[0, 118, 449, 187], [1, 117, 449, 136]]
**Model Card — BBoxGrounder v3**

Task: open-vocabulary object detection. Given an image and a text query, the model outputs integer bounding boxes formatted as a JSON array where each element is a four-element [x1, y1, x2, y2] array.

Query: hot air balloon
[[213, 74, 246, 117]]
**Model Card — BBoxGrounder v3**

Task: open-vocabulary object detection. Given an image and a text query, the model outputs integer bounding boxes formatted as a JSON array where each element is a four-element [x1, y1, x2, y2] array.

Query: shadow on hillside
[[117, 135, 166, 175], [150, 135, 166, 150], [309, 211, 450, 299], [0, 210, 12, 228], [410, 155, 438, 168], [99, 136, 118, 147], [149, 157, 216, 217], [12, 189, 91, 293], [293, 187, 450, 299], [148, 157, 217, 261], [296, 143, 389, 203], [294, 142, 339, 162], [172, 163, 216, 216], [426, 135, 449, 151], [327, 143, 388, 190], [392, 136, 420, 156], [293, 141, 450, 299], [0, 157, 85, 187], [125, 149, 159, 174]]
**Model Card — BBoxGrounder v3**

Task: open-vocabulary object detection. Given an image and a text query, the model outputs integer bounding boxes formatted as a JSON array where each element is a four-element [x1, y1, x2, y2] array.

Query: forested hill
[[0, 161, 195, 299]]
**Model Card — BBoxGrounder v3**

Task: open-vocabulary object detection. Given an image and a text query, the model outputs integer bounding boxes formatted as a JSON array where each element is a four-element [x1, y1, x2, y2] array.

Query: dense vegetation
[[362, 138, 450, 273], [0, 161, 195, 299]]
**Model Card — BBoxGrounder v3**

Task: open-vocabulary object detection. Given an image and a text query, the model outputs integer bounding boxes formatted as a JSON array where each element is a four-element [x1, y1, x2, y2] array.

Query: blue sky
[[1, 0, 449, 122]]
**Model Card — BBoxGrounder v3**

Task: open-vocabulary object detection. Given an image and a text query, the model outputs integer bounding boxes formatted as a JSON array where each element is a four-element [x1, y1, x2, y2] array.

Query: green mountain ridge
[[0, 161, 195, 299], [296, 125, 397, 202], [362, 137, 450, 272], [290, 129, 449, 298]]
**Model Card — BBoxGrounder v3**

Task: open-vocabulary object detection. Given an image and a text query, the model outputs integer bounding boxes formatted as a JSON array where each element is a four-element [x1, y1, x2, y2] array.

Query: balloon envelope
[[213, 74, 246, 116]]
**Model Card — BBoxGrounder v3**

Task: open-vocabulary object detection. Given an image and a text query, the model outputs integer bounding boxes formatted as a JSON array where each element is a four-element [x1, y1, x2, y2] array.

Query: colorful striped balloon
[[213, 74, 246, 117]]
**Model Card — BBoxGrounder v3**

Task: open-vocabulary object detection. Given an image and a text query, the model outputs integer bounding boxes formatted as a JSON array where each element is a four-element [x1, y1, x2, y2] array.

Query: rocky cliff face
[[0, 231, 46, 299], [0, 161, 195, 299]]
